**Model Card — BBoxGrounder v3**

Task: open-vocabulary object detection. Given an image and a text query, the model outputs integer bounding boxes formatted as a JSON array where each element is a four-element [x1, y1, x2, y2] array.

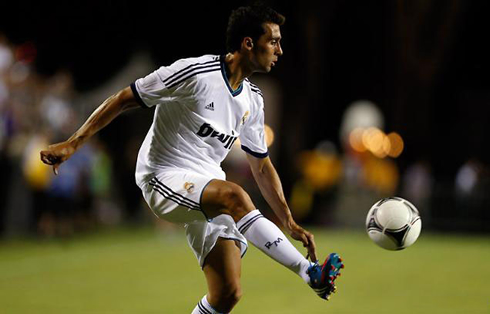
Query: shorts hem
[[200, 235, 248, 269]]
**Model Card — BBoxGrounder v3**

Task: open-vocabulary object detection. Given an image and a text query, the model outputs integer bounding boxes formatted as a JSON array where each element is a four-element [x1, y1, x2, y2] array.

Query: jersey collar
[[220, 55, 243, 97]]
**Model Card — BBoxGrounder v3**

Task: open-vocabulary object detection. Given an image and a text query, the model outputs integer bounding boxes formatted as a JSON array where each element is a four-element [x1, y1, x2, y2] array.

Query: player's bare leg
[[201, 179, 344, 300], [201, 179, 312, 283], [191, 238, 242, 313], [201, 180, 255, 222]]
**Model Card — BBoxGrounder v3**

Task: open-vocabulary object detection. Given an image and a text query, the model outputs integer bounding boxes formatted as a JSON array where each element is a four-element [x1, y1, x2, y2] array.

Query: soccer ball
[[366, 197, 422, 250]]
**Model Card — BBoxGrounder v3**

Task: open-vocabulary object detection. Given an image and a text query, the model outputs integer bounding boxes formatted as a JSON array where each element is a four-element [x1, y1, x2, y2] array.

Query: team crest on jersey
[[184, 182, 195, 193], [241, 111, 250, 125]]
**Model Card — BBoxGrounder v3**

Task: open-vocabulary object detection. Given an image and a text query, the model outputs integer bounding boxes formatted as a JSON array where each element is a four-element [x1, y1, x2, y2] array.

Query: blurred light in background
[[264, 124, 274, 147], [290, 141, 342, 220], [348, 127, 404, 159], [348, 127, 366, 153], [340, 100, 384, 147], [386, 132, 404, 158], [298, 146, 342, 191], [233, 124, 275, 148]]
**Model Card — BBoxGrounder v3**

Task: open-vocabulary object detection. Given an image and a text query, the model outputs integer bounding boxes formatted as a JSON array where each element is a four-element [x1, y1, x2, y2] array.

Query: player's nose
[[276, 42, 283, 56]]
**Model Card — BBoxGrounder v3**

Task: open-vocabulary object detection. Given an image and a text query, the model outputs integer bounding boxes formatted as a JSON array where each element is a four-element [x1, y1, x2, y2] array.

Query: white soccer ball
[[366, 197, 422, 250]]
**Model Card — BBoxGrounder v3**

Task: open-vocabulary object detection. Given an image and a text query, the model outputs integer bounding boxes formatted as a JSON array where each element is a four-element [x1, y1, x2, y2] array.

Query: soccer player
[[40, 5, 343, 313]]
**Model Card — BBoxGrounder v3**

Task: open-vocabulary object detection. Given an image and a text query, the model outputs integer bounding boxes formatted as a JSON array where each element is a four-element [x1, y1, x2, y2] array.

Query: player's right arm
[[40, 86, 140, 175]]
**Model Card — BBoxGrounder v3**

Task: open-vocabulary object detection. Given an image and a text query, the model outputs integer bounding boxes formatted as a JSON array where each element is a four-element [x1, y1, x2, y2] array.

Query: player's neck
[[224, 53, 252, 90]]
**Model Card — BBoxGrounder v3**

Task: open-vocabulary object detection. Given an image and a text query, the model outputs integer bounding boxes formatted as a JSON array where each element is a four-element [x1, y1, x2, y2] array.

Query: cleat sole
[[309, 253, 344, 301]]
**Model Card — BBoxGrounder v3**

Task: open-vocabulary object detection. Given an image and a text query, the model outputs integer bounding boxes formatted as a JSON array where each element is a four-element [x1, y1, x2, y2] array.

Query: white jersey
[[131, 54, 268, 187]]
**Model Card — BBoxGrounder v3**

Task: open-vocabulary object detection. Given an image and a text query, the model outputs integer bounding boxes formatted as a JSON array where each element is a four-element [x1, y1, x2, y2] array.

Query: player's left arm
[[246, 154, 317, 262]]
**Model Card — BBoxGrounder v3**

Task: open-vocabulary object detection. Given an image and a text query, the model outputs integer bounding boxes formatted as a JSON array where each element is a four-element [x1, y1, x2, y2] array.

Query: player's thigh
[[201, 179, 255, 221], [142, 171, 211, 223], [203, 238, 242, 301]]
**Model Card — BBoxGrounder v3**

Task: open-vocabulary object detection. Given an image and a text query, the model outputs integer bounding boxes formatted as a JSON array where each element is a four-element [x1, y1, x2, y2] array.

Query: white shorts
[[139, 170, 248, 267]]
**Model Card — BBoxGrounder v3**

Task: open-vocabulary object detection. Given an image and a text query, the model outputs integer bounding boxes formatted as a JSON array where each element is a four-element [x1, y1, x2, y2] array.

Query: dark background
[[1, 0, 489, 232], [4, 1, 489, 168]]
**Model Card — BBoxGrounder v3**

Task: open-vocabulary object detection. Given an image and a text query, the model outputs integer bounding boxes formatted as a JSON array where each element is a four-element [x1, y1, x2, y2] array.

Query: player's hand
[[40, 141, 76, 175], [287, 222, 317, 263]]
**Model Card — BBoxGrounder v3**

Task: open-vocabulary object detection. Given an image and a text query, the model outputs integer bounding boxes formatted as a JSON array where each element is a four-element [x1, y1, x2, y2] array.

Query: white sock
[[237, 210, 312, 284], [191, 295, 227, 314]]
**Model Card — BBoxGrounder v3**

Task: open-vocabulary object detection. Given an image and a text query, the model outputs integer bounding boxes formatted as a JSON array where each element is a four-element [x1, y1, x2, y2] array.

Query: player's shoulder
[[167, 54, 221, 71], [244, 78, 264, 103], [153, 54, 221, 88]]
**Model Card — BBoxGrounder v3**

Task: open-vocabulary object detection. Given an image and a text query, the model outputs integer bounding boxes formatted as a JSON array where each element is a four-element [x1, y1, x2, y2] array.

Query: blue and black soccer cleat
[[307, 253, 344, 300]]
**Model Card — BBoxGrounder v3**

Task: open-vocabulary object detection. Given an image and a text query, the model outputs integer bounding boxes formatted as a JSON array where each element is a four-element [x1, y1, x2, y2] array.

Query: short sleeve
[[131, 57, 221, 108], [239, 100, 269, 158], [131, 69, 167, 108], [131, 62, 186, 108]]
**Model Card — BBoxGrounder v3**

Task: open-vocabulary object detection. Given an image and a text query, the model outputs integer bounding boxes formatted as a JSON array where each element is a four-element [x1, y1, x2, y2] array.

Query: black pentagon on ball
[[384, 225, 410, 249]]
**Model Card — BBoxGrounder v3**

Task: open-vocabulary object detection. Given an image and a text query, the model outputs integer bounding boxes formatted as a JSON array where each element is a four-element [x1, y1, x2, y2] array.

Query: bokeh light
[[387, 132, 404, 158], [264, 124, 274, 147], [349, 127, 367, 152], [348, 127, 404, 159]]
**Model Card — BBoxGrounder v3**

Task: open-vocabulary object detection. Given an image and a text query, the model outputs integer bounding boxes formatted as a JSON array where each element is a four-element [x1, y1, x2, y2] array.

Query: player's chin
[[262, 65, 273, 73], [255, 66, 272, 74], [254, 61, 274, 73]]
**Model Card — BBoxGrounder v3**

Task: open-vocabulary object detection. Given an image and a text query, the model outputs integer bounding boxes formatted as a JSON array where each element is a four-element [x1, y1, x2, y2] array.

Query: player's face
[[251, 23, 283, 73]]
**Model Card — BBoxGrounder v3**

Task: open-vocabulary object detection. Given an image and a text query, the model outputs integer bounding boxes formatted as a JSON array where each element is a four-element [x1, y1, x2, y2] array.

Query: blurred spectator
[[89, 139, 120, 226], [402, 160, 433, 199], [0, 33, 13, 107], [454, 159, 490, 230], [21, 133, 52, 235], [401, 160, 433, 211], [40, 70, 77, 138], [43, 144, 94, 237], [289, 140, 342, 224], [0, 34, 15, 235], [455, 158, 481, 196], [333, 100, 401, 228]]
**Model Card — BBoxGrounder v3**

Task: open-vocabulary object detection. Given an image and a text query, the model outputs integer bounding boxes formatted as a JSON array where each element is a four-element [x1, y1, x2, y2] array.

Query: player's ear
[[242, 37, 254, 50]]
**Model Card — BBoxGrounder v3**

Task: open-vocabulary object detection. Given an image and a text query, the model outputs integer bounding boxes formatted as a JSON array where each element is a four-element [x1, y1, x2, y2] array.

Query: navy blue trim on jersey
[[164, 61, 220, 89], [166, 67, 221, 89], [246, 78, 264, 98], [241, 145, 269, 158], [250, 87, 264, 98], [130, 82, 147, 108], [162, 59, 219, 85], [220, 55, 243, 97]]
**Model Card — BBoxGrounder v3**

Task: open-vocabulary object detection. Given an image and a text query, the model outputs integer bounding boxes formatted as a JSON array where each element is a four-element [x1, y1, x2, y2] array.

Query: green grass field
[[1, 226, 489, 314]]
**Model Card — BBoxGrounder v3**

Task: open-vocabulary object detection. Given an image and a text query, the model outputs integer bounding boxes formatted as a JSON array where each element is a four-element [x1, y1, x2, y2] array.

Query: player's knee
[[217, 282, 242, 309], [219, 183, 253, 218], [229, 286, 242, 305]]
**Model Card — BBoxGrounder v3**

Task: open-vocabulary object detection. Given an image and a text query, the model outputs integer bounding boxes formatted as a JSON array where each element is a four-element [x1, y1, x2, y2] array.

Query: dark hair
[[226, 4, 285, 53]]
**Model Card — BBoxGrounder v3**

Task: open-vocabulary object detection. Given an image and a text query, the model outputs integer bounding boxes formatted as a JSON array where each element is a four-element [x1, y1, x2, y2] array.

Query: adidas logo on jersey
[[204, 102, 215, 111], [196, 123, 238, 149]]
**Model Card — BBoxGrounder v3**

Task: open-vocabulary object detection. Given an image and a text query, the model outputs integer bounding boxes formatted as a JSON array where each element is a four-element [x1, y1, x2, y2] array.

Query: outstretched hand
[[40, 142, 76, 175], [288, 222, 317, 263]]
